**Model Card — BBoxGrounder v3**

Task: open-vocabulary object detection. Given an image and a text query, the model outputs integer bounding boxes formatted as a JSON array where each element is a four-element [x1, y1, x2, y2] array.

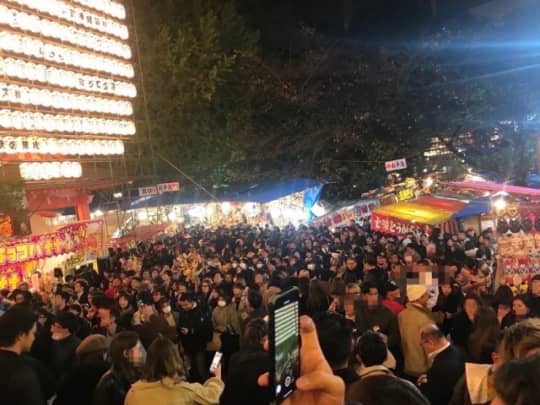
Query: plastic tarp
[[447, 181, 540, 197], [372, 197, 467, 226], [118, 178, 324, 210], [452, 198, 491, 220]]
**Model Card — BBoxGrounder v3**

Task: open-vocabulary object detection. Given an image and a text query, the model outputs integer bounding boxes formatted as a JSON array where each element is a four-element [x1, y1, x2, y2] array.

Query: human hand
[[180, 327, 189, 335], [257, 316, 345, 405], [416, 374, 428, 386], [212, 363, 222, 381]]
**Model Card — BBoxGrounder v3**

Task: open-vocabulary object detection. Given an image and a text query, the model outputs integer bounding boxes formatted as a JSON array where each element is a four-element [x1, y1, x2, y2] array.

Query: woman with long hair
[[501, 295, 532, 329], [450, 295, 480, 352], [304, 279, 331, 317], [467, 306, 501, 363], [94, 331, 144, 405], [125, 335, 223, 405]]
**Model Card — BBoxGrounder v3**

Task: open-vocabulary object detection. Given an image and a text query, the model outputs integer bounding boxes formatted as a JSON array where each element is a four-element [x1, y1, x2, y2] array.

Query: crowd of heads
[[0, 222, 540, 405]]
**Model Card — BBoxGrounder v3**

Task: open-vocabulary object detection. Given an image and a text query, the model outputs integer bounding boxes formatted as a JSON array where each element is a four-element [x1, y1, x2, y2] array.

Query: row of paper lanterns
[[0, 110, 136, 135], [71, 0, 126, 20], [0, 5, 131, 60], [7, 0, 129, 39], [19, 161, 82, 180], [0, 32, 134, 78], [0, 82, 133, 116], [0, 57, 137, 98], [0, 136, 125, 156]]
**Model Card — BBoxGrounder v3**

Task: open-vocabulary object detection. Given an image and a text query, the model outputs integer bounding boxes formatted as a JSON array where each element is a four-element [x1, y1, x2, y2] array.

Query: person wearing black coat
[[177, 293, 213, 382], [53, 335, 110, 405], [49, 313, 82, 384], [0, 305, 45, 405], [419, 325, 465, 405], [220, 318, 272, 405]]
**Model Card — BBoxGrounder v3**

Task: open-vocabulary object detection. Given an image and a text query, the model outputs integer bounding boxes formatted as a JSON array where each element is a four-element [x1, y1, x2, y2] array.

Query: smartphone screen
[[270, 287, 300, 403], [209, 351, 222, 373]]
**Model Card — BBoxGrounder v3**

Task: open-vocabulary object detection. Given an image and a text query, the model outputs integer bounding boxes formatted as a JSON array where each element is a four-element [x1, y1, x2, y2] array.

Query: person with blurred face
[[450, 295, 480, 352], [529, 274, 540, 316], [0, 306, 42, 405], [356, 281, 400, 366], [398, 285, 444, 378]]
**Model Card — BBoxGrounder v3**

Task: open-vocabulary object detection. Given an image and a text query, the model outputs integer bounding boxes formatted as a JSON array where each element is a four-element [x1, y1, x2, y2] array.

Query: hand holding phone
[[209, 351, 223, 374], [269, 287, 300, 403]]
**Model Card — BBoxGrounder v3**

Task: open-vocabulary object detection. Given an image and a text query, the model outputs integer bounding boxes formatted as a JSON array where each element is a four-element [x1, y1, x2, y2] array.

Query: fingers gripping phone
[[269, 287, 300, 403], [209, 351, 222, 373]]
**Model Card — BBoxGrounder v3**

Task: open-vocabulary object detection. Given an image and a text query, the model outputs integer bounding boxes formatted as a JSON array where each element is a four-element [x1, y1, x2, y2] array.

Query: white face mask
[[163, 306, 171, 314], [307, 263, 316, 271], [217, 300, 227, 308], [256, 263, 264, 269]]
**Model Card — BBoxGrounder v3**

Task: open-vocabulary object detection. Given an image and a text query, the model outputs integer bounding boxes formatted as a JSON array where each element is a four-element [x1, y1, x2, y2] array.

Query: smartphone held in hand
[[209, 351, 222, 373], [269, 287, 300, 403]]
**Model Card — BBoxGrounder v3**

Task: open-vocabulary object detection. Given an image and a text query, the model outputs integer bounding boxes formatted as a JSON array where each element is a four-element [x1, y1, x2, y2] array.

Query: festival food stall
[[311, 199, 380, 228], [445, 181, 540, 288], [110, 178, 324, 234], [370, 196, 467, 236], [0, 220, 104, 290]]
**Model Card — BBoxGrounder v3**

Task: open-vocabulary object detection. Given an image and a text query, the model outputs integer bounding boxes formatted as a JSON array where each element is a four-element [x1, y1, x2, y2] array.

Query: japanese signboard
[[385, 158, 407, 172], [311, 199, 379, 228], [0, 220, 103, 269], [370, 212, 430, 236], [139, 182, 180, 196], [157, 182, 180, 194], [138, 186, 158, 197]]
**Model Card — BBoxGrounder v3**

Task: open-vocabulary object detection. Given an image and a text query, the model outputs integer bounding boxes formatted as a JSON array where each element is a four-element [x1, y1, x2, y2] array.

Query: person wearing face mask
[[212, 291, 241, 377], [158, 298, 179, 342], [94, 332, 145, 405], [49, 312, 81, 386]]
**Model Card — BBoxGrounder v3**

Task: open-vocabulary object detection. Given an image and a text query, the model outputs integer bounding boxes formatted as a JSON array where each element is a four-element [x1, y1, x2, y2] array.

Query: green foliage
[[131, 0, 259, 185]]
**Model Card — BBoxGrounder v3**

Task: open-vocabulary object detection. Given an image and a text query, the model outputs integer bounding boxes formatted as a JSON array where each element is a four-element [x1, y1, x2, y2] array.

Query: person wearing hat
[[53, 334, 110, 405], [398, 285, 444, 379]]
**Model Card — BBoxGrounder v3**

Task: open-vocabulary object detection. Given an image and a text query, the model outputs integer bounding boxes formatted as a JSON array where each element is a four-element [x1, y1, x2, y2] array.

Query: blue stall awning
[[452, 198, 490, 220]]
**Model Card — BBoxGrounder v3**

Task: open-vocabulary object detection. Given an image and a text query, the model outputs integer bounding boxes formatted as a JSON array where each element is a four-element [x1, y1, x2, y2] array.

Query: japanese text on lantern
[[0, 0, 136, 180]]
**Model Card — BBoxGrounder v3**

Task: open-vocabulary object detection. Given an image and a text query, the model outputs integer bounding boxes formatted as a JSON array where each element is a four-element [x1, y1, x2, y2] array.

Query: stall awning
[[452, 198, 491, 220], [371, 196, 466, 235], [447, 181, 540, 198]]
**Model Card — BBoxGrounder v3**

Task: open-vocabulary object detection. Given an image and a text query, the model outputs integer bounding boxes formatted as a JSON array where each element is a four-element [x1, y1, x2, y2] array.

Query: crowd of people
[[1, 222, 540, 405]]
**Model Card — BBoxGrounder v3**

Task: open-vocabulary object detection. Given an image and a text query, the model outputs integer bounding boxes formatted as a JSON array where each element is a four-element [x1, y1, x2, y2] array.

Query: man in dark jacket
[[0, 305, 44, 405], [314, 311, 359, 394], [177, 292, 213, 382], [49, 312, 81, 385], [220, 318, 272, 405], [418, 324, 465, 405], [355, 282, 400, 349]]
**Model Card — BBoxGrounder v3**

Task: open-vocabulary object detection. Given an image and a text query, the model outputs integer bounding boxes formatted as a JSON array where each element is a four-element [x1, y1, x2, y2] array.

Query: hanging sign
[[157, 182, 180, 194], [139, 186, 158, 197], [385, 158, 407, 172]]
